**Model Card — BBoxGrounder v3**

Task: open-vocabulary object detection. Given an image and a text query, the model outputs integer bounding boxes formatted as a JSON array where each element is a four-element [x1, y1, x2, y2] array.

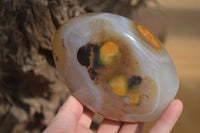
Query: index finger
[[43, 95, 83, 133], [149, 99, 183, 133]]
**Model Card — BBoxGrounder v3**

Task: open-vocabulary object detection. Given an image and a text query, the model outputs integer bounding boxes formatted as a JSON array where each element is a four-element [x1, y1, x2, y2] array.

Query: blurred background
[[0, 0, 199, 132], [143, 0, 200, 132]]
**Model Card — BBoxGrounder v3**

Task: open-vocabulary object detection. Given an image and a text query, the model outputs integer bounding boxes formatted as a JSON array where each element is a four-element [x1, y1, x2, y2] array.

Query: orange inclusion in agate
[[137, 24, 161, 49]]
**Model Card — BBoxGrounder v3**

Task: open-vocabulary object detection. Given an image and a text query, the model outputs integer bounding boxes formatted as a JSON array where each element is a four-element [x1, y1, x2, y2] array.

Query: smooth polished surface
[[52, 13, 179, 122]]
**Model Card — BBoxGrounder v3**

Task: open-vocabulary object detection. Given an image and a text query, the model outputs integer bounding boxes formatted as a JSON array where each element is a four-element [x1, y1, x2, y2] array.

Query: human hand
[[43, 95, 183, 133]]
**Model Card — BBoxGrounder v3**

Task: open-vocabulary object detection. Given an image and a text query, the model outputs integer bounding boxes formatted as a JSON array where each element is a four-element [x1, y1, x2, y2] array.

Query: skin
[[43, 95, 183, 133]]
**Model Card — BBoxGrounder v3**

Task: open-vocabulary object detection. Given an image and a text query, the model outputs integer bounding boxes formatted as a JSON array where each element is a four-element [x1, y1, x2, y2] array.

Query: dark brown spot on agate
[[77, 44, 101, 68], [77, 43, 101, 81], [128, 76, 142, 88], [88, 68, 98, 81], [77, 44, 91, 67]]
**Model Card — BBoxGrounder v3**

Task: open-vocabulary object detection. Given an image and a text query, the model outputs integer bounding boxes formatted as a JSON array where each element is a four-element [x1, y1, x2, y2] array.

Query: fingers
[[119, 122, 144, 133], [97, 119, 122, 133], [78, 107, 94, 128], [75, 126, 94, 133], [98, 119, 144, 133], [149, 99, 183, 133], [43, 96, 182, 133], [43, 95, 83, 133]]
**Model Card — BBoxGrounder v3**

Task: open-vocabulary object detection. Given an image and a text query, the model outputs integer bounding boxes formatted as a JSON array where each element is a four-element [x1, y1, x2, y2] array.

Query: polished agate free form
[[52, 13, 179, 122]]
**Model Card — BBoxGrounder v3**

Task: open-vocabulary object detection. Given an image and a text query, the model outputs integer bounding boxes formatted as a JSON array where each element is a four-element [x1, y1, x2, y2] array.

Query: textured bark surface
[[0, 0, 85, 132], [0, 0, 164, 132]]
